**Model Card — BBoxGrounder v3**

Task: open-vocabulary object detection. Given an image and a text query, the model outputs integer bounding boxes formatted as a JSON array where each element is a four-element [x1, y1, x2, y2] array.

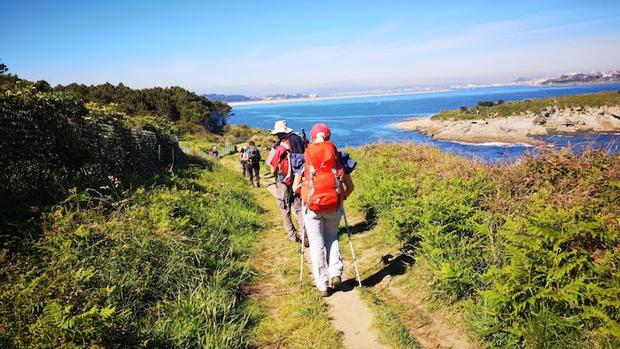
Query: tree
[[35, 80, 51, 92], [0, 59, 7, 74]]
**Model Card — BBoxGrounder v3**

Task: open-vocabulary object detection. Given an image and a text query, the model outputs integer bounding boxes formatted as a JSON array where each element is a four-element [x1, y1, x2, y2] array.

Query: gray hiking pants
[[245, 163, 260, 186], [275, 181, 304, 239], [303, 207, 343, 291]]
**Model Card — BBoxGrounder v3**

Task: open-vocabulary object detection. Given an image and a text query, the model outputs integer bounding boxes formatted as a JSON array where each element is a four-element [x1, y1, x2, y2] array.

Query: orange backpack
[[301, 141, 343, 213]]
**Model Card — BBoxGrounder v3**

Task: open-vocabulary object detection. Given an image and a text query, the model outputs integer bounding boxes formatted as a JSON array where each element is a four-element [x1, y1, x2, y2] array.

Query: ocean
[[229, 83, 620, 161]]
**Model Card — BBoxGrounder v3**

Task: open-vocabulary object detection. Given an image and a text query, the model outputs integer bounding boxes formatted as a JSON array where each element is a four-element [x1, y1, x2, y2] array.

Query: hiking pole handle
[[341, 207, 363, 288]]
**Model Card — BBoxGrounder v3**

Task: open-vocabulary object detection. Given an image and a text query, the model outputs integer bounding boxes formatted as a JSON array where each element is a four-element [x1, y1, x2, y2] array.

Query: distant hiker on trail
[[269, 120, 307, 243], [293, 123, 355, 297], [211, 146, 219, 159], [239, 145, 247, 177], [244, 141, 261, 187]]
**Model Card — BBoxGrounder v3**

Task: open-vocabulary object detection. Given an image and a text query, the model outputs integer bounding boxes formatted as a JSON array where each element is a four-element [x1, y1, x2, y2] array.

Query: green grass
[[360, 289, 422, 349], [180, 124, 273, 153], [254, 284, 343, 349], [432, 90, 620, 121], [0, 161, 265, 348], [348, 143, 620, 348]]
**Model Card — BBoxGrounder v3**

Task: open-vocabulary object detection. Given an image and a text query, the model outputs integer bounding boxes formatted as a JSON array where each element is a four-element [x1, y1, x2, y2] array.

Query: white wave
[[448, 140, 534, 147]]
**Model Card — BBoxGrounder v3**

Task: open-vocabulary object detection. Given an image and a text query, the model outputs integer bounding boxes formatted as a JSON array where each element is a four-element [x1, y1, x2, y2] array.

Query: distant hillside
[[536, 71, 620, 86], [204, 92, 319, 103]]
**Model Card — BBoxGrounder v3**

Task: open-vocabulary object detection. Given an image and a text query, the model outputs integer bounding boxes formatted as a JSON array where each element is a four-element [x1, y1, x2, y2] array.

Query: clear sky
[[2, 0, 620, 95]]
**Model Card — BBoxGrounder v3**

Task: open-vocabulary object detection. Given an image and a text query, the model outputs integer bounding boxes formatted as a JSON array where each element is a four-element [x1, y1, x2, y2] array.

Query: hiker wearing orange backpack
[[293, 123, 355, 297]]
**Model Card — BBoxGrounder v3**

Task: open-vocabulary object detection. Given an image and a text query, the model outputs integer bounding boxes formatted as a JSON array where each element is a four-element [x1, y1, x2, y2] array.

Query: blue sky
[[1, 0, 620, 95]]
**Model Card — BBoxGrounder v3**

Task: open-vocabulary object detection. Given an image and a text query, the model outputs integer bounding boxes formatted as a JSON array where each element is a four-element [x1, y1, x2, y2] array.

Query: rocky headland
[[394, 102, 620, 145]]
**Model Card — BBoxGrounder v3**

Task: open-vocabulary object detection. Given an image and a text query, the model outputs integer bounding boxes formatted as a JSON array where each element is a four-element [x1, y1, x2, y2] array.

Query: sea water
[[230, 84, 620, 161]]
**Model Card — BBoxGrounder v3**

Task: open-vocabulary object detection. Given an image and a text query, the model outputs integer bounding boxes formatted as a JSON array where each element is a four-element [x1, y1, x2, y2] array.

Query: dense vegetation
[[1, 69, 231, 134], [0, 160, 264, 348], [433, 91, 620, 121], [0, 82, 176, 205], [350, 144, 619, 348], [1, 66, 265, 347]]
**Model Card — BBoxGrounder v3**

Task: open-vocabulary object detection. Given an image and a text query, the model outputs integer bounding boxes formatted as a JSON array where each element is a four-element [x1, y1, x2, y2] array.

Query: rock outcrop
[[393, 106, 620, 145]]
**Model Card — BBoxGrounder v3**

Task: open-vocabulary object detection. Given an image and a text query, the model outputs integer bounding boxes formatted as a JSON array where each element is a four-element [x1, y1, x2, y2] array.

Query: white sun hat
[[271, 120, 293, 134]]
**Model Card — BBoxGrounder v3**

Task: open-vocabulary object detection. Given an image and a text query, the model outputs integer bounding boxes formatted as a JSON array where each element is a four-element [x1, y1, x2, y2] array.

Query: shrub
[[349, 144, 620, 347], [477, 101, 495, 107], [471, 203, 619, 347]]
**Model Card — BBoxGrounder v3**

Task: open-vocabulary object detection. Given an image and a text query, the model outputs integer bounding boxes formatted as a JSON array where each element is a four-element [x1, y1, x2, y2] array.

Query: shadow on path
[[339, 253, 415, 292], [339, 219, 376, 236]]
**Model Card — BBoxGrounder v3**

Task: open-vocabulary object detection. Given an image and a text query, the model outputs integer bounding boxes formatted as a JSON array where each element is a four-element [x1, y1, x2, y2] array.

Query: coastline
[[393, 105, 620, 146], [228, 89, 449, 107], [228, 82, 620, 107]]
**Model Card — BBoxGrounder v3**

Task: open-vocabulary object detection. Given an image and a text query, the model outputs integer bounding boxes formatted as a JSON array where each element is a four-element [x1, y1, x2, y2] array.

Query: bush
[[349, 144, 620, 347], [477, 101, 495, 107]]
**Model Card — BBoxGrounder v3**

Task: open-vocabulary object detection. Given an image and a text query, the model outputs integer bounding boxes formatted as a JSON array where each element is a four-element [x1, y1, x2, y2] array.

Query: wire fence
[[179, 145, 237, 161]]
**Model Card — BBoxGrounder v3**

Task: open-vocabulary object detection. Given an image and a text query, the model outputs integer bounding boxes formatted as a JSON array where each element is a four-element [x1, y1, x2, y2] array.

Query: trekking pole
[[299, 224, 305, 287], [341, 207, 363, 288]]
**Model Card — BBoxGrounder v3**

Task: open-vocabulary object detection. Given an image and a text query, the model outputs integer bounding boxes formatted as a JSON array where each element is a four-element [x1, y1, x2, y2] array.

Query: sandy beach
[[393, 105, 620, 145], [228, 89, 449, 107]]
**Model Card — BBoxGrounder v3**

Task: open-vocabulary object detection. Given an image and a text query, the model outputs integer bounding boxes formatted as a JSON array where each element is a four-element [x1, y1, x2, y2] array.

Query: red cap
[[311, 123, 331, 141]]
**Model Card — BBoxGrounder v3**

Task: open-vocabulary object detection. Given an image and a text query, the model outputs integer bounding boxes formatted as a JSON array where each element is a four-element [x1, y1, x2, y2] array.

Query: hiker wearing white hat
[[269, 120, 308, 244], [271, 120, 293, 135]]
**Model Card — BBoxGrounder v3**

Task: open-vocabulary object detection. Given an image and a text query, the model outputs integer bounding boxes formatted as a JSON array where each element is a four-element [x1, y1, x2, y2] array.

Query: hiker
[[244, 141, 261, 187], [239, 145, 247, 177], [211, 146, 219, 159], [269, 120, 307, 243], [293, 123, 354, 297]]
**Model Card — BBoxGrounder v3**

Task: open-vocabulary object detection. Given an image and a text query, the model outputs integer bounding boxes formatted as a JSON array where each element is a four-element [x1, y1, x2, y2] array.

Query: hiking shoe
[[319, 289, 331, 297], [330, 276, 342, 290]]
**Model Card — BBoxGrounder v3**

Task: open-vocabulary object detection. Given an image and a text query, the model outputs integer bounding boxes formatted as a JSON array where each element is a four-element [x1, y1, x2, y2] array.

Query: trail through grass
[[218, 156, 343, 349]]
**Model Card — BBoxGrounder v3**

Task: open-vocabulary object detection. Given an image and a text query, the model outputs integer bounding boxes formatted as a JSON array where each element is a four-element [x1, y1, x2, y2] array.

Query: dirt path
[[264, 184, 390, 349], [347, 231, 479, 349], [325, 288, 391, 349]]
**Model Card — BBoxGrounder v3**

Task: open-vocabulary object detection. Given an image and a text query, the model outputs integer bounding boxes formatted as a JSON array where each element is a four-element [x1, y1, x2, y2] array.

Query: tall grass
[[0, 163, 264, 348], [349, 144, 620, 348]]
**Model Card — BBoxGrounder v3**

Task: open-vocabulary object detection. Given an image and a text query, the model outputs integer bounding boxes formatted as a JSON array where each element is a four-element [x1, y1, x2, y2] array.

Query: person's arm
[[342, 173, 354, 200], [292, 172, 302, 193]]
